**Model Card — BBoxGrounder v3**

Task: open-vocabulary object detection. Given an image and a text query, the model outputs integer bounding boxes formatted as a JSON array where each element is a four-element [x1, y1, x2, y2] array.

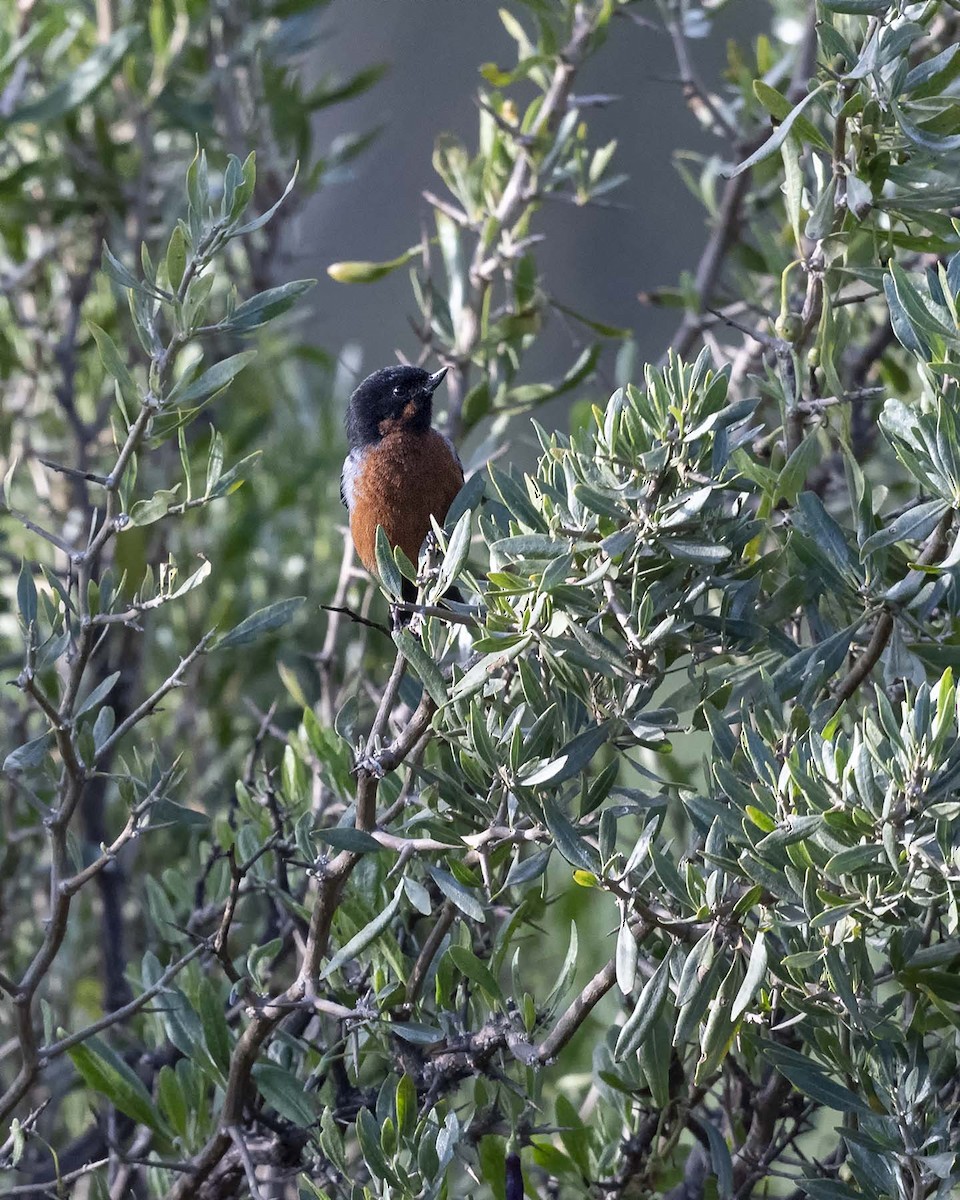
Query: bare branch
[[536, 919, 652, 1063]]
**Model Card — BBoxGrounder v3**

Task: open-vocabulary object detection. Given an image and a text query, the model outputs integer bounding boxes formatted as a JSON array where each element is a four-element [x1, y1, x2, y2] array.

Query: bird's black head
[[345, 365, 448, 449]]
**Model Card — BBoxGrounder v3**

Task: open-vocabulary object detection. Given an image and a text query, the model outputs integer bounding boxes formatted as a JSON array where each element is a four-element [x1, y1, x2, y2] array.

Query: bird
[[341, 364, 464, 604]]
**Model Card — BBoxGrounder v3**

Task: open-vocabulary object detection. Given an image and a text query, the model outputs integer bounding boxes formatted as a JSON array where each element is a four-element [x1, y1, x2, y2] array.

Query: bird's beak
[[426, 367, 448, 394]]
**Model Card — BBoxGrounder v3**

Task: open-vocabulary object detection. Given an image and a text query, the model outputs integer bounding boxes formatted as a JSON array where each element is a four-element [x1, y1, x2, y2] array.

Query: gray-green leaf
[[9, 27, 141, 124], [615, 945, 676, 1060], [217, 597, 304, 649]]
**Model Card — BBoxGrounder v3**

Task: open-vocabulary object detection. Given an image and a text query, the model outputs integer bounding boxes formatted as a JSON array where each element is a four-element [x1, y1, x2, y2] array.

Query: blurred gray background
[[296, 1, 766, 422]]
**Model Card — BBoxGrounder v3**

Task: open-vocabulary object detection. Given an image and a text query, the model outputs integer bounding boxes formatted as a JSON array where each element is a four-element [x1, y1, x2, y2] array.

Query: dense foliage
[[4, 2, 960, 1199]]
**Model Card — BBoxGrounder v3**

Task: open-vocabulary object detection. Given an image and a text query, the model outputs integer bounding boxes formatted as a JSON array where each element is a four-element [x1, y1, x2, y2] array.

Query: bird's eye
[[393, 386, 401, 397]]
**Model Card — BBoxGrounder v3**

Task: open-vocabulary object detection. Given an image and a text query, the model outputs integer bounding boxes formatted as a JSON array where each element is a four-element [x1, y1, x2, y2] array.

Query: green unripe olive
[[775, 312, 803, 342]]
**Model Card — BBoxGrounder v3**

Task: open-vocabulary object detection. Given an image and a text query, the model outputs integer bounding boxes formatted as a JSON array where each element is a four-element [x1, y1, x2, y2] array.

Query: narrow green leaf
[[890, 261, 955, 339], [230, 163, 300, 237], [492, 534, 569, 559], [88, 323, 140, 409], [209, 450, 260, 499], [159, 989, 209, 1066], [221, 280, 315, 332], [892, 98, 960, 152], [315, 827, 384, 854], [542, 799, 599, 873], [393, 628, 448, 706], [860, 499, 948, 557], [731, 932, 768, 1021], [356, 1106, 393, 1181], [694, 959, 742, 1083], [157, 1065, 188, 1139], [448, 945, 504, 1002], [756, 814, 822, 852], [9, 26, 141, 124], [165, 225, 187, 293], [147, 799, 207, 829], [390, 1021, 444, 1046], [674, 955, 725, 1047], [217, 597, 304, 649], [171, 350, 257, 407], [638, 1010, 673, 1108], [101, 241, 159, 299], [521, 723, 611, 788], [396, 1074, 416, 1139], [195, 978, 231, 1076], [67, 1035, 166, 1134], [3, 732, 55, 772], [726, 85, 829, 177], [554, 1093, 591, 1175], [320, 881, 403, 980], [451, 636, 532, 701], [821, 0, 890, 11], [434, 509, 472, 595], [676, 931, 715, 1007], [546, 921, 579, 1010], [252, 1063, 319, 1125], [761, 1043, 872, 1114], [76, 671, 121, 718], [883, 275, 930, 360], [426, 865, 485, 922], [903, 43, 960, 96], [694, 1118, 734, 1199], [128, 487, 179, 527], [374, 526, 403, 599], [824, 844, 884, 876], [661, 539, 732, 564], [616, 918, 639, 995], [615, 945, 676, 1060], [752, 80, 830, 151], [797, 492, 859, 582], [805, 177, 837, 242], [17, 560, 37, 626], [166, 558, 212, 602], [573, 482, 627, 520], [797, 1182, 861, 1200], [502, 848, 552, 889]]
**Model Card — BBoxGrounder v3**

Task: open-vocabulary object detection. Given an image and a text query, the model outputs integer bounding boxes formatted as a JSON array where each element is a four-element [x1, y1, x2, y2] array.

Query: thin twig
[[665, 7, 739, 140], [831, 511, 953, 714], [92, 632, 214, 764], [227, 1125, 264, 1200], [2, 1158, 112, 1196], [40, 944, 205, 1061], [319, 603, 390, 637], [392, 599, 481, 627], [406, 902, 457, 1005]]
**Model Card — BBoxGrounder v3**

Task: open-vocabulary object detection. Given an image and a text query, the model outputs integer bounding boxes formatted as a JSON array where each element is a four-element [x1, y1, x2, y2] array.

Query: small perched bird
[[341, 365, 464, 601]]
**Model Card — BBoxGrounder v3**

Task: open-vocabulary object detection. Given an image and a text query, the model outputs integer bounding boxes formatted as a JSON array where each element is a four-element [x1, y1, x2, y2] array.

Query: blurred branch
[[669, 168, 755, 358], [664, 3, 739, 140], [444, 5, 611, 438]]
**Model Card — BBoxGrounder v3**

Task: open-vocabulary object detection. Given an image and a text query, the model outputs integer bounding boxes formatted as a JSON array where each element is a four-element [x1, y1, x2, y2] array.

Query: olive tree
[[3, 2, 960, 1200]]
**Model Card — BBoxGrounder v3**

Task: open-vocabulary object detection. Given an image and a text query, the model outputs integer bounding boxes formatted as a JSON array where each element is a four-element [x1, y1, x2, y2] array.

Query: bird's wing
[[441, 434, 464, 481], [340, 449, 361, 511]]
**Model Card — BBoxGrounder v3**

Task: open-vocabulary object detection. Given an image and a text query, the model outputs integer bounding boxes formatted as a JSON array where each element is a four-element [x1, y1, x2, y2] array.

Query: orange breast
[[350, 430, 464, 576]]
